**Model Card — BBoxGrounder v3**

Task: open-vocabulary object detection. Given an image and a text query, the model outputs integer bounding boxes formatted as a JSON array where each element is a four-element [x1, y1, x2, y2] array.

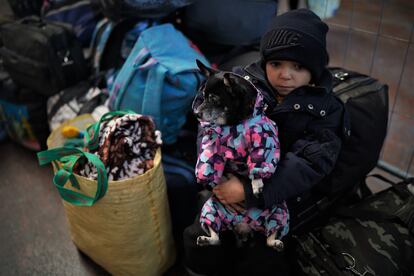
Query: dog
[[193, 59, 289, 250]]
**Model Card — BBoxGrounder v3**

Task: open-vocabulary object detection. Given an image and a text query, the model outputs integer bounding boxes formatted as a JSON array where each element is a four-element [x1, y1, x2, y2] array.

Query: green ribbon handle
[[84, 110, 136, 150], [37, 147, 108, 206]]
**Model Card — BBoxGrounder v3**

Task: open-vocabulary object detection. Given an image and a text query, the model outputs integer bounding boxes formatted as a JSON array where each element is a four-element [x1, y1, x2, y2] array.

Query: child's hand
[[213, 174, 245, 205]]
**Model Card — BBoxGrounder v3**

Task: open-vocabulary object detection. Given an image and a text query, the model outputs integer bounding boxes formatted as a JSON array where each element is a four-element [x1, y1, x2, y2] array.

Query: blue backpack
[[109, 23, 209, 145]]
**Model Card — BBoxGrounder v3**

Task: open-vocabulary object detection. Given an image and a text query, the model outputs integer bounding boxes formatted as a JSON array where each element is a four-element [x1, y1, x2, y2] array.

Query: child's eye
[[270, 61, 281, 67], [293, 63, 304, 70]]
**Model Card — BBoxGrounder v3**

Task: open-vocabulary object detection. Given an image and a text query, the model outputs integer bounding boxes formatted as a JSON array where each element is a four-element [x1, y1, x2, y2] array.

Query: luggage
[[183, 0, 277, 47], [0, 68, 49, 150], [181, 0, 277, 64], [109, 23, 209, 145], [42, 0, 102, 47], [290, 67, 389, 232], [289, 175, 414, 276], [7, 0, 43, 18], [89, 18, 158, 74], [163, 152, 199, 242], [46, 78, 109, 131], [0, 16, 88, 96], [97, 0, 195, 20], [328, 68, 389, 197]]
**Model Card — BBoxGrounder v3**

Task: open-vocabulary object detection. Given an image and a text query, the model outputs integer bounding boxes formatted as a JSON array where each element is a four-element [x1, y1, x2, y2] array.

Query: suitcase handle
[[19, 16, 46, 28]]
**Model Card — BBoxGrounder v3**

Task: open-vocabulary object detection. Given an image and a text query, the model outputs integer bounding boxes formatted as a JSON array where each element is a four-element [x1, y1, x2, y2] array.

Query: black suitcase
[[0, 16, 88, 96], [7, 0, 43, 18], [328, 67, 389, 196]]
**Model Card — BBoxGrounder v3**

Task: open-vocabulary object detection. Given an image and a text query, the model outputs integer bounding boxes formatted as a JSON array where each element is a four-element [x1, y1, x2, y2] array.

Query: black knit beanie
[[260, 9, 329, 82]]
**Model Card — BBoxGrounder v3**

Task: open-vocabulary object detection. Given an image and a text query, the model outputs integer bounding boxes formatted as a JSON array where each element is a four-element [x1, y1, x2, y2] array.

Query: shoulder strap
[[84, 110, 135, 150], [141, 64, 167, 129], [37, 147, 108, 206], [110, 44, 165, 128], [335, 176, 414, 234], [92, 19, 113, 73]]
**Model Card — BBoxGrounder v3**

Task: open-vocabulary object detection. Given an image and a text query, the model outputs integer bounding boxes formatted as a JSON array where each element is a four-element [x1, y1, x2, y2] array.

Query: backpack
[[89, 18, 158, 74], [180, 0, 277, 65], [0, 16, 88, 96], [327, 68, 389, 197], [46, 79, 109, 131], [7, 0, 43, 18], [182, 0, 277, 47], [97, 0, 195, 20], [109, 23, 209, 145], [42, 0, 102, 47], [289, 175, 414, 276]]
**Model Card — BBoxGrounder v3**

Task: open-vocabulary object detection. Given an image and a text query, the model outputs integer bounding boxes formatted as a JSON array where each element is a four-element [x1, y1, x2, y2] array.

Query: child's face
[[265, 60, 312, 97]]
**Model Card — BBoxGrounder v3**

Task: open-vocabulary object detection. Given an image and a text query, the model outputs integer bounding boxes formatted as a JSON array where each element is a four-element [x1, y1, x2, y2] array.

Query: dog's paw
[[252, 179, 264, 196], [197, 235, 221, 246], [266, 239, 284, 251]]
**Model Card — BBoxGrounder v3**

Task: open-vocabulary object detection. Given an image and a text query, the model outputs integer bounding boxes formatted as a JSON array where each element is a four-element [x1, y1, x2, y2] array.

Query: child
[[184, 9, 349, 276]]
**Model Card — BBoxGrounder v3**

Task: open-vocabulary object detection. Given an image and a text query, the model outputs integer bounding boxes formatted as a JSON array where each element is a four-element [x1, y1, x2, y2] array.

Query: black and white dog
[[192, 60, 288, 250]]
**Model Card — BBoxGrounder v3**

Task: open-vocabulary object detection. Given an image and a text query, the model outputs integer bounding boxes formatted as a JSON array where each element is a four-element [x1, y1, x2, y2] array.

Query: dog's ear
[[223, 73, 235, 88], [196, 59, 216, 77]]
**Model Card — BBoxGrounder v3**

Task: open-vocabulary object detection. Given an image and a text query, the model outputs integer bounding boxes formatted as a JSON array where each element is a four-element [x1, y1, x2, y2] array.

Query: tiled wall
[[324, 0, 414, 177]]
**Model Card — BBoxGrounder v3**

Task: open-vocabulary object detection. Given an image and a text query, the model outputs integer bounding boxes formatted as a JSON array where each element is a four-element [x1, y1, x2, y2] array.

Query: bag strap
[[335, 176, 414, 234], [110, 45, 165, 128], [37, 147, 108, 206], [110, 46, 151, 109], [141, 63, 167, 129], [365, 174, 413, 199], [89, 17, 110, 53], [92, 18, 113, 73]]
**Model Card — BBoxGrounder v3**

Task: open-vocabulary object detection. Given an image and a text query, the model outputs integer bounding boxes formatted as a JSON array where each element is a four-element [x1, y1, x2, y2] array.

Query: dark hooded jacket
[[234, 62, 349, 223]]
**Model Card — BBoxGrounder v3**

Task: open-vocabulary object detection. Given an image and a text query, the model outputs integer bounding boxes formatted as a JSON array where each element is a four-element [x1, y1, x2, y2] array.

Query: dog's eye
[[209, 94, 219, 102]]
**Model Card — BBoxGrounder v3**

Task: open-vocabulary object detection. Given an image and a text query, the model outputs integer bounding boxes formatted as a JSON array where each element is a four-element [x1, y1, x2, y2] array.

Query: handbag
[[37, 112, 176, 275]]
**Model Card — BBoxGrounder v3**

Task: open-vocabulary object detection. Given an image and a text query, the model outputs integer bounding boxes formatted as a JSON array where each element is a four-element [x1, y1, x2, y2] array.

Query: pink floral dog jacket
[[196, 91, 289, 238]]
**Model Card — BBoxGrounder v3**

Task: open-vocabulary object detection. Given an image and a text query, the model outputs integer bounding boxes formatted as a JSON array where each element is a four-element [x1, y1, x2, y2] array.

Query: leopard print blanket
[[76, 113, 162, 181]]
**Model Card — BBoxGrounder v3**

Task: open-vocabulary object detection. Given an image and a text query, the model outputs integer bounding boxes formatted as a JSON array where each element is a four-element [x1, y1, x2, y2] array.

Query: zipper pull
[[61, 50, 74, 66], [334, 71, 349, 81]]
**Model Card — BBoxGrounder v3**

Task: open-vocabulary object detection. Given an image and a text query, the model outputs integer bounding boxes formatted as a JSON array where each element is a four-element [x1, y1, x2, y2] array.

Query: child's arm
[[244, 100, 345, 209], [263, 115, 343, 207]]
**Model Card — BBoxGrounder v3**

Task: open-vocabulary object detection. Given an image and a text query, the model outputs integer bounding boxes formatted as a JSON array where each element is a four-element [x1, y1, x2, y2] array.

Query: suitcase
[[0, 16, 88, 96]]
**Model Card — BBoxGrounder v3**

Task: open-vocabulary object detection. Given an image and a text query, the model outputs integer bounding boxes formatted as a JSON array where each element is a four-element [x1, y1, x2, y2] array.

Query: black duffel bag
[[0, 16, 88, 96]]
